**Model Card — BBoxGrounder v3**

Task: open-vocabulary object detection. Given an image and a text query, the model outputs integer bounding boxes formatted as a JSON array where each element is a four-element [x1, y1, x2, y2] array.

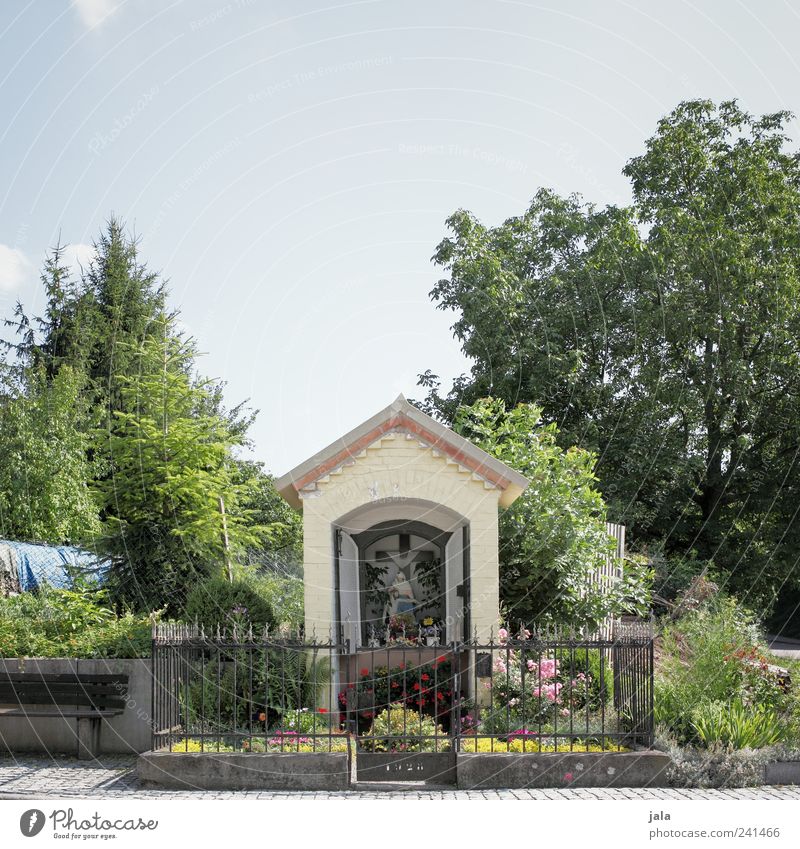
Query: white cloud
[[0, 244, 32, 292], [62, 243, 96, 276], [0, 242, 96, 294], [73, 0, 116, 29]]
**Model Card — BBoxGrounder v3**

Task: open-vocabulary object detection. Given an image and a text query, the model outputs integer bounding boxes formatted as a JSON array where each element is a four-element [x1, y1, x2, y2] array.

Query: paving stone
[[2, 755, 800, 800]]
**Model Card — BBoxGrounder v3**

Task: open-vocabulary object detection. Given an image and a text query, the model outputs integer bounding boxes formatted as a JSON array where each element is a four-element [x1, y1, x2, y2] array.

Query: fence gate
[[344, 645, 459, 785]]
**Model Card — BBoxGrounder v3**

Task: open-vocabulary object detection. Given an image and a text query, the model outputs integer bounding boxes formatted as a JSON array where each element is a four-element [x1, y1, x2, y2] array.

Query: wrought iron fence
[[456, 621, 654, 752], [151, 621, 653, 756], [151, 624, 347, 754]]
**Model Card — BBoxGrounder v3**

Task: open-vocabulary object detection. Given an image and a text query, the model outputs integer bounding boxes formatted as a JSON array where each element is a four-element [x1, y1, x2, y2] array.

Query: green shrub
[[279, 708, 335, 734], [182, 651, 331, 733], [0, 587, 152, 658], [653, 595, 788, 742], [183, 573, 275, 633], [650, 548, 715, 613], [691, 700, 784, 749], [363, 704, 449, 752]]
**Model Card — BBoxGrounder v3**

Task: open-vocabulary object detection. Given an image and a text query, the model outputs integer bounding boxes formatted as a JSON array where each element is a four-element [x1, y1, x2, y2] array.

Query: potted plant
[[387, 612, 416, 644], [420, 617, 440, 646]]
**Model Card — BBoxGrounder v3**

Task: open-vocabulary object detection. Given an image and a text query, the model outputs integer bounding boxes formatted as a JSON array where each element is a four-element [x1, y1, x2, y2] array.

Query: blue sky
[[1, 0, 799, 475]]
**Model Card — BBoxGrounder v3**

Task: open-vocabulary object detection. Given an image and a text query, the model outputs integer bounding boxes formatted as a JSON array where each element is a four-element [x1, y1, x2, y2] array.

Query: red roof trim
[[291, 413, 510, 492]]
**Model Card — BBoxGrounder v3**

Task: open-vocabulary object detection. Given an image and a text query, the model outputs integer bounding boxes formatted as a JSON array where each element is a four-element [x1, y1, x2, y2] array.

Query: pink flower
[[564, 772, 574, 782], [538, 659, 558, 679], [533, 682, 562, 702]]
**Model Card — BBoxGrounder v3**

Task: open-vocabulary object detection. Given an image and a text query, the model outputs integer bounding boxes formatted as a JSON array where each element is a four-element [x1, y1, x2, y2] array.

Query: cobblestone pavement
[[2, 755, 800, 800]]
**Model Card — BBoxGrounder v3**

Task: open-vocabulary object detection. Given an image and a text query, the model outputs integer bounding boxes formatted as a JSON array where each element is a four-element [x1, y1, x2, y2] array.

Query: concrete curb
[[764, 761, 800, 785], [456, 750, 672, 789], [137, 751, 350, 791]]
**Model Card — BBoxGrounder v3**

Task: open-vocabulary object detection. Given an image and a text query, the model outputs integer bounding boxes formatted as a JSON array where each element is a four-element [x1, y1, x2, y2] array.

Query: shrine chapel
[[275, 395, 530, 652]]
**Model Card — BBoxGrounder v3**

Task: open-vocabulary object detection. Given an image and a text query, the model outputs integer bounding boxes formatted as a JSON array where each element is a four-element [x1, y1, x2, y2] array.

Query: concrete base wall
[[137, 751, 350, 791], [0, 658, 152, 755], [457, 751, 672, 789]]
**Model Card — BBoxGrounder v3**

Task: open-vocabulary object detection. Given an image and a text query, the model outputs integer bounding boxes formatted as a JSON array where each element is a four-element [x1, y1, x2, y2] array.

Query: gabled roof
[[274, 395, 530, 510]]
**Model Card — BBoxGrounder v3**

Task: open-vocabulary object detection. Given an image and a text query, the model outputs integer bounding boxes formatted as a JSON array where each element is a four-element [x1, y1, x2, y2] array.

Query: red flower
[[436, 656, 447, 665], [360, 668, 370, 677], [413, 682, 420, 691], [421, 674, 430, 681], [318, 708, 328, 714]]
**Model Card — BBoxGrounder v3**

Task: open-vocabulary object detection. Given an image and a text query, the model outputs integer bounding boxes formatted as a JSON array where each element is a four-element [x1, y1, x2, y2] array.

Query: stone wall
[[0, 657, 152, 755]]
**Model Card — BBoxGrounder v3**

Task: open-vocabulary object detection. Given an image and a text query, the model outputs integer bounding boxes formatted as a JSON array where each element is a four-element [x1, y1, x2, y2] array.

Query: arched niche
[[333, 500, 470, 648]]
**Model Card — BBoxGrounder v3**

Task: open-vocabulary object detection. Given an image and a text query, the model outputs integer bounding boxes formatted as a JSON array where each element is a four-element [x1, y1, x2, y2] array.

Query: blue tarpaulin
[[0, 540, 108, 592]]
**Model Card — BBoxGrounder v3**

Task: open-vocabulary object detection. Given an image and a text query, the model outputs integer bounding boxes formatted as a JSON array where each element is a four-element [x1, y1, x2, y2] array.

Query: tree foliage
[[0, 365, 100, 543], [95, 321, 266, 610], [421, 100, 800, 619], [452, 398, 649, 626]]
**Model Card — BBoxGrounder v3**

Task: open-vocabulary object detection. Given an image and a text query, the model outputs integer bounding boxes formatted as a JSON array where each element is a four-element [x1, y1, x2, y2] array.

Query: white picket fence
[[587, 522, 625, 638]]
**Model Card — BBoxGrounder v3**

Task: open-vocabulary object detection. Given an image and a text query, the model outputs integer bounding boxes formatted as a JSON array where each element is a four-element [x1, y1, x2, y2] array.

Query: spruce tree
[[95, 317, 265, 611]]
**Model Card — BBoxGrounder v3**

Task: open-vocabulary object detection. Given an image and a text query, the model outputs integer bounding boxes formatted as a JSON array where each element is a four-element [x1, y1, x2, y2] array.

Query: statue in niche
[[383, 569, 418, 620]]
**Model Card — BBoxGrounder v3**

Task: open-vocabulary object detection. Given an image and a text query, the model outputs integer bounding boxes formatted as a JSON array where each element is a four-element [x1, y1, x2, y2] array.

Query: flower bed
[[341, 655, 456, 729], [654, 596, 799, 755], [469, 629, 619, 743], [358, 703, 450, 752], [458, 737, 628, 753], [169, 733, 349, 753]]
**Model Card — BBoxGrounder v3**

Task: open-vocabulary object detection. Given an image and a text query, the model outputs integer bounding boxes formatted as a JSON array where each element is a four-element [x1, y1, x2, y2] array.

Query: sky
[[1, 0, 799, 476]]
